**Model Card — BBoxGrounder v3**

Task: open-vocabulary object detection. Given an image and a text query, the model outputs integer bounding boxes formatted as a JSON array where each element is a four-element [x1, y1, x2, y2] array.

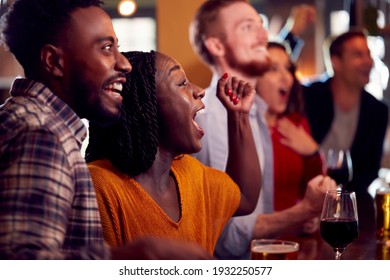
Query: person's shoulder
[[302, 78, 332, 105], [0, 96, 61, 146], [88, 159, 127, 190], [1, 95, 50, 127], [362, 91, 389, 112], [175, 154, 225, 176], [88, 159, 117, 174], [303, 77, 329, 90]]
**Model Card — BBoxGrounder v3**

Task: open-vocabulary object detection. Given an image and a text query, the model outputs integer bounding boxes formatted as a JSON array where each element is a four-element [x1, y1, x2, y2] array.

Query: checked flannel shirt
[[0, 78, 109, 259]]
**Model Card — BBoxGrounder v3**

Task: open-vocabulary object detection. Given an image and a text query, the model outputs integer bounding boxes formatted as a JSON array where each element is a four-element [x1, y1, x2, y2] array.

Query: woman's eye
[[179, 79, 188, 86]]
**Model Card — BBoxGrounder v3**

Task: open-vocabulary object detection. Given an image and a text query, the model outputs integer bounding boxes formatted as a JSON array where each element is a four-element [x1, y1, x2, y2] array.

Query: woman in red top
[[256, 42, 324, 214]]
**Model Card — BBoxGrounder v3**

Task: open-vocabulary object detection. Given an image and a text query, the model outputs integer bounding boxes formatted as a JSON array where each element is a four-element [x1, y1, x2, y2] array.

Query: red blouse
[[271, 113, 324, 211]]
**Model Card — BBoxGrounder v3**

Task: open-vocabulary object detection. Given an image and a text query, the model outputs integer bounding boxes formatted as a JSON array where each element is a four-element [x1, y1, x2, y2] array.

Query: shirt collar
[[10, 78, 87, 146], [253, 94, 268, 116], [209, 74, 220, 89]]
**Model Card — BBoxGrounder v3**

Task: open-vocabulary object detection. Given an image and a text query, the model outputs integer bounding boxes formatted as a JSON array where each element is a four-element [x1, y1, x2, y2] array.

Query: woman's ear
[[40, 44, 64, 78], [204, 36, 225, 57]]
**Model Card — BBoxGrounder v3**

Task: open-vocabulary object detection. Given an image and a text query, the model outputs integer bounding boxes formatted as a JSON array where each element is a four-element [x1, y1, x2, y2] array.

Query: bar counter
[[287, 228, 379, 260], [285, 209, 389, 260]]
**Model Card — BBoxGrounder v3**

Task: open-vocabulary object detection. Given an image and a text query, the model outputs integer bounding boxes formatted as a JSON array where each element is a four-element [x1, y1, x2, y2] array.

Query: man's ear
[[40, 44, 64, 78], [204, 36, 225, 57], [330, 55, 339, 73]]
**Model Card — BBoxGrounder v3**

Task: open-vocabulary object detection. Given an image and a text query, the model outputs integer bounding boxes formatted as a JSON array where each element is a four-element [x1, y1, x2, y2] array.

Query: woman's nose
[[193, 84, 205, 99], [117, 53, 132, 74]]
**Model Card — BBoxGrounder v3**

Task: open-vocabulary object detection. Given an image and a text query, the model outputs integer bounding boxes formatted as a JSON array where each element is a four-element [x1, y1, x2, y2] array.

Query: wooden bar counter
[[285, 211, 389, 260], [287, 228, 378, 260]]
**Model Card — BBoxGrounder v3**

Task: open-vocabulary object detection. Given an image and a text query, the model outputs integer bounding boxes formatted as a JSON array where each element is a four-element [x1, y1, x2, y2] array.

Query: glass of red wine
[[325, 149, 353, 189], [320, 190, 359, 259]]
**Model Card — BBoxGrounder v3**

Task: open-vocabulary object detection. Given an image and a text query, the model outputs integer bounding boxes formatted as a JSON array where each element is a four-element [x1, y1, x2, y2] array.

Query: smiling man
[[0, 0, 130, 260], [303, 30, 389, 231]]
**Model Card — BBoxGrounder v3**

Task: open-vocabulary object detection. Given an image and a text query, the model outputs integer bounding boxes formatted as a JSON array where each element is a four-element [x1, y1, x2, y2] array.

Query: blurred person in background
[[256, 41, 323, 213], [189, 0, 336, 259], [303, 30, 389, 231]]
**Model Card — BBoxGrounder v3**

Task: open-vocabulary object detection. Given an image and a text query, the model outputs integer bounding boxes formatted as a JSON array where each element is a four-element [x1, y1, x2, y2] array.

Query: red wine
[[320, 218, 358, 249], [327, 168, 350, 186]]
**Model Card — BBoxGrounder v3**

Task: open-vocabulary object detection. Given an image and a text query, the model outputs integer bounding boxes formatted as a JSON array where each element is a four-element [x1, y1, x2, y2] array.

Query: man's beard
[[225, 47, 271, 77], [70, 75, 121, 127]]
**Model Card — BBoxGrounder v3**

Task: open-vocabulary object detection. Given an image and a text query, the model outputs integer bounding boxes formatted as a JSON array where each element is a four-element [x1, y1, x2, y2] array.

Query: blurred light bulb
[[118, 0, 137, 17]]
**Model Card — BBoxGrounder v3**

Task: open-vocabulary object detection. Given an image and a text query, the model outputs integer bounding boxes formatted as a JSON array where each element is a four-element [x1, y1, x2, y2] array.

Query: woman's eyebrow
[[168, 64, 181, 76]]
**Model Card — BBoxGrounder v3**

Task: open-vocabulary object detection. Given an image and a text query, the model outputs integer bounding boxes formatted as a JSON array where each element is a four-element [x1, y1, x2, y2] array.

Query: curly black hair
[[0, 0, 102, 77], [86, 51, 160, 176]]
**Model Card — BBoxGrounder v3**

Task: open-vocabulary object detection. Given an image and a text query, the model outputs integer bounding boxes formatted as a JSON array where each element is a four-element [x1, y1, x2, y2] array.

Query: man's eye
[[102, 44, 113, 51], [243, 24, 252, 31]]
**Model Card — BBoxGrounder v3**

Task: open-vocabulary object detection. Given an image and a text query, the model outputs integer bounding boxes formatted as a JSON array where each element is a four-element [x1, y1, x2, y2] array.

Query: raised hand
[[287, 4, 316, 37], [216, 73, 255, 114], [216, 72, 262, 216]]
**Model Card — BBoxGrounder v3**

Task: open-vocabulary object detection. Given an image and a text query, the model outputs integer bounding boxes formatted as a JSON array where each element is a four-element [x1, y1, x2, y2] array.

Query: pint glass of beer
[[375, 186, 390, 242], [250, 239, 299, 260], [376, 240, 390, 260]]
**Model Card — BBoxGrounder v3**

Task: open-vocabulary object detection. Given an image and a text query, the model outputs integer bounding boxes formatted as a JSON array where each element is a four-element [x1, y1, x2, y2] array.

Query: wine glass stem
[[335, 250, 343, 260]]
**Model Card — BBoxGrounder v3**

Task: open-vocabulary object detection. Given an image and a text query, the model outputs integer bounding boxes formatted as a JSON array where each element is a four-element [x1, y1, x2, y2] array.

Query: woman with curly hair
[[86, 50, 262, 254]]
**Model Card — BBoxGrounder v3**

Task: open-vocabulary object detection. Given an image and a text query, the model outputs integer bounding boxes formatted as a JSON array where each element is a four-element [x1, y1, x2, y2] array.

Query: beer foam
[[376, 189, 390, 195], [252, 244, 298, 254]]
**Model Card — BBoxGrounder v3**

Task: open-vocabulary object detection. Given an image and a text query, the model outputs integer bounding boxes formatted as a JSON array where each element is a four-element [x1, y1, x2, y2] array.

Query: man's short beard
[[238, 59, 271, 77], [225, 49, 271, 77]]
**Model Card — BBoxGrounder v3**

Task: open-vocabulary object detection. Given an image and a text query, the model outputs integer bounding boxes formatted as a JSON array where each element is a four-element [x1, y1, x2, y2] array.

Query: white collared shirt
[[193, 74, 274, 259]]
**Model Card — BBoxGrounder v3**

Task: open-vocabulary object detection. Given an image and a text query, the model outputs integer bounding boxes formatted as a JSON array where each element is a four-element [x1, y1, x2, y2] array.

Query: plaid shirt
[[0, 78, 109, 259]]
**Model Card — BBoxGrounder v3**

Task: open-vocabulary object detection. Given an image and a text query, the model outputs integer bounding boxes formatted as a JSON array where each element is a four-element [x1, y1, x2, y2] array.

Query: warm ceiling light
[[118, 0, 137, 17]]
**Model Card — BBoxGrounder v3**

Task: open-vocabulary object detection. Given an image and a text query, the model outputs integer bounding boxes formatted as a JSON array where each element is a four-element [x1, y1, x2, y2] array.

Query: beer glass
[[376, 240, 390, 260], [250, 239, 299, 260], [375, 186, 390, 243]]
